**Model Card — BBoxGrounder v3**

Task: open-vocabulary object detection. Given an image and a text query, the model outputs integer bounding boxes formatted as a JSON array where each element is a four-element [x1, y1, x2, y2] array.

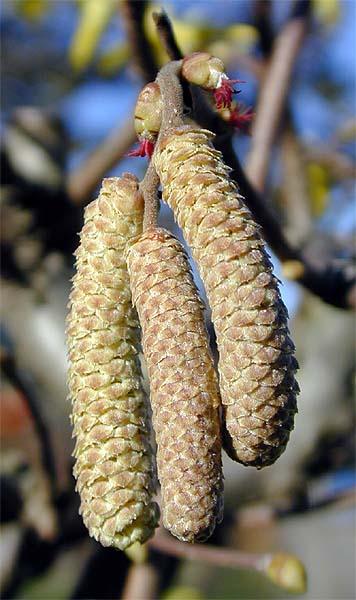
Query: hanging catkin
[[67, 174, 159, 549], [154, 126, 299, 468], [126, 227, 223, 542]]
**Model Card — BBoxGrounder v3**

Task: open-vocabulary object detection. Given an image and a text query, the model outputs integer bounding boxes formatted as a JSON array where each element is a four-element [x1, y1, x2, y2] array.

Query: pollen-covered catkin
[[66, 175, 159, 549], [154, 127, 299, 468], [126, 228, 223, 542]]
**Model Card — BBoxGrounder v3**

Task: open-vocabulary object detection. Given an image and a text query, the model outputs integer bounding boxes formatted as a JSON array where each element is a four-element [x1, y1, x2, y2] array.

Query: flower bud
[[182, 52, 225, 89], [134, 82, 162, 141]]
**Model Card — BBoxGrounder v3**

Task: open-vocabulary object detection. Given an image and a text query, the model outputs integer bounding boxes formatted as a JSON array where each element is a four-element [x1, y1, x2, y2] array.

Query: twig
[[253, 0, 274, 57], [148, 528, 264, 572], [148, 527, 306, 594], [246, 1, 311, 191], [1, 351, 57, 499], [279, 127, 313, 245], [121, 562, 160, 600], [156, 61, 184, 133], [141, 161, 160, 230], [121, 0, 158, 83], [302, 144, 356, 181], [152, 10, 183, 61], [67, 1, 158, 206], [67, 119, 136, 206]]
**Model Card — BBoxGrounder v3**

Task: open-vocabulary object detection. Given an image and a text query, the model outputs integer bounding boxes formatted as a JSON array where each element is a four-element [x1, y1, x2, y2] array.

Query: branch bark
[[246, 2, 311, 191], [66, 119, 136, 205]]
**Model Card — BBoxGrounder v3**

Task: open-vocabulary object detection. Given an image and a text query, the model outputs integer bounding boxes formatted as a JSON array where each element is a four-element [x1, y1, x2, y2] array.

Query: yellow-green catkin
[[127, 227, 223, 542], [154, 127, 299, 468], [66, 174, 159, 549]]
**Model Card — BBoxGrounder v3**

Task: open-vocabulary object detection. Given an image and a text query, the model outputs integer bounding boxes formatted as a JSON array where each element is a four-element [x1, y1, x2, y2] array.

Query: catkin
[[67, 174, 159, 549], [154, 127, 299, 468], [127, 227, 223, 542]]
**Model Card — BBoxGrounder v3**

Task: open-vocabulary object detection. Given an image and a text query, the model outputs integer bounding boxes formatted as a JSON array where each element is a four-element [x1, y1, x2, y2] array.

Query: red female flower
[[127, 139, 155, 159], [214, 78, 243, 109]]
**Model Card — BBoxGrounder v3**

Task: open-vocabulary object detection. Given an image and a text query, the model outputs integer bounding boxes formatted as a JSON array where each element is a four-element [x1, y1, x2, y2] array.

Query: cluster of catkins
[[67, 53, 299, 549]]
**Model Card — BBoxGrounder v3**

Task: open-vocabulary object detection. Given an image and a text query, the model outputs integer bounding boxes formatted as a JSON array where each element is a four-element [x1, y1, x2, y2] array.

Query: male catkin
[[154, 127, 299, 468], [67, 175, 159, 549], [127, 227, 223, 542]]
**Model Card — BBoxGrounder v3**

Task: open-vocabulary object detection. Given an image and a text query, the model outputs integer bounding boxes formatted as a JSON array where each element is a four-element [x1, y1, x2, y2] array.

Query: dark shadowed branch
[[121, 0, 158, 83]]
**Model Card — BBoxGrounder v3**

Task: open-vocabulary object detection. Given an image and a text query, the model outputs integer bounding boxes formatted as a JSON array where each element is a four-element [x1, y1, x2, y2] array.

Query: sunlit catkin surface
[[67, 175, 159, 549], [155, 127, 299, 468], [127, 228, 223, 542]]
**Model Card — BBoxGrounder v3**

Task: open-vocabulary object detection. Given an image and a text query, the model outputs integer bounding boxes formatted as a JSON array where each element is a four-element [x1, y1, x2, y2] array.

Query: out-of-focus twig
[[121, 0, 158, 83], [1, 350, 57, 499], [148, 527, 307, 594], [121, 562, 160, 600], [280, 127, 313, 245], [67, 1, 158, 206], [152, 10, 183, 61], [302, 144, 356, 181], [253, 0, 274, 57], [148, 527, 263, 571], [66, 119, 136, 205], [246, 1, 311, 192]]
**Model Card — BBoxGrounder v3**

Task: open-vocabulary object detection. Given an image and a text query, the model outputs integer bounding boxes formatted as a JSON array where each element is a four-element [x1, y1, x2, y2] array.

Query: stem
[[148, 528, 265, 573], [121, 563, 160, 600], [141, 161, 160, 230], [156, 61, 184, 135]]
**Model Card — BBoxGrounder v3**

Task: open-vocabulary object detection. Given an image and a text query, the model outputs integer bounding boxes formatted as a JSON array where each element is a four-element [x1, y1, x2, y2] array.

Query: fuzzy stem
[[156, 61, 184, 136], [141, 161, 160, 230]]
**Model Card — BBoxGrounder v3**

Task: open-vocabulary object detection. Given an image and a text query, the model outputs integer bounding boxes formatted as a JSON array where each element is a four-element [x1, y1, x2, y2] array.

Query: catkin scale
[[67, 175, 159, 549], [127, 228, 223, 542], [154, 127, 299, 468]]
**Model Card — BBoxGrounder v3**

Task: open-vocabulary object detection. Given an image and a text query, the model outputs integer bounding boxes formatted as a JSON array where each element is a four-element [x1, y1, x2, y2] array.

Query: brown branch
[[280, 127, 313, 245], [246, 2, 311, 192], [121, 0, 158, 83], [66, 118, 136, 206]]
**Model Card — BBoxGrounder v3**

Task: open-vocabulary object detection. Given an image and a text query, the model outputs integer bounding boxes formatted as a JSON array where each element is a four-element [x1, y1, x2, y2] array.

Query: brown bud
[[126, 227, 223, 542], [67, 175, 159, 549], [154, 127, 298, 468], [134, 82, 162, 141], [182, 52, 225, 90]]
